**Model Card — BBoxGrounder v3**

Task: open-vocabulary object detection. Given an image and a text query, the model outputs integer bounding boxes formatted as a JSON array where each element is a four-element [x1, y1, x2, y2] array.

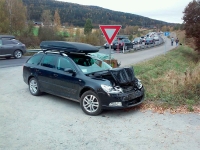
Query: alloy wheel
[[29, 79, 38, 94], [14, 50, 22, 58], [83, 95, 99, 113]]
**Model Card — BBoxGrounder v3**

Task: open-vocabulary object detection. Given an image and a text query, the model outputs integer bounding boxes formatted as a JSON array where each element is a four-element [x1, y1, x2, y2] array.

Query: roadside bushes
[[38, 26, 64, 41]]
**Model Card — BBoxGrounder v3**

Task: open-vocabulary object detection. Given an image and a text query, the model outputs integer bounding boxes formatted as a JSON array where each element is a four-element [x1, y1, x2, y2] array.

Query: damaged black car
[[23, 41, 145, 115]]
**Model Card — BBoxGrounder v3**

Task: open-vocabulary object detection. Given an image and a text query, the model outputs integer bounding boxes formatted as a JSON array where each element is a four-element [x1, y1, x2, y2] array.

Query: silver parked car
[[0, 38, 26, 59]]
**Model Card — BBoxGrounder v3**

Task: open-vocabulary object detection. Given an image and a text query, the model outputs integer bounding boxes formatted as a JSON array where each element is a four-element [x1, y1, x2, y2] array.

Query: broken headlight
[[137, 79, 143, 89], [101, 84, 123, 94]]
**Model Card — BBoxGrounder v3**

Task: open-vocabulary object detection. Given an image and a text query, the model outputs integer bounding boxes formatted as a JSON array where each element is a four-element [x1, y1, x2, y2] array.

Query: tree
[[54, 9, 61, 30], [0, 0, 9, 33], [5, 0, 27, 34], [183, 0, 200, 53], [41, 10, 53, 26], [84, 19, 93, 34]]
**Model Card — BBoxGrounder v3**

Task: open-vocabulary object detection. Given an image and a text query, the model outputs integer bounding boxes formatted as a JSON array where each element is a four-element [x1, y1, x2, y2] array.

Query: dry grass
[[133, 46, 200, 113]]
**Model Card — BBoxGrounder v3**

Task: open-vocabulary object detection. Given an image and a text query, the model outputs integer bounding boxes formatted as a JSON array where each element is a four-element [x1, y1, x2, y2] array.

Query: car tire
[[80, 90, 102, 116], [14, 50, 22, 59], [29, 77, 41, 96]]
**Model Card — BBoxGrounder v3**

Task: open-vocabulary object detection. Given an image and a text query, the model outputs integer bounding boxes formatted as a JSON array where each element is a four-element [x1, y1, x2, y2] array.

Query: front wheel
[[14, 50, 22, 59], [80, 90, 102, 116]]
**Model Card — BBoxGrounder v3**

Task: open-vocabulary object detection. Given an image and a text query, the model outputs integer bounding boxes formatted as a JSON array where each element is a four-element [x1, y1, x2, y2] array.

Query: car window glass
[[27, 54, 43, 65], [41, 55, 56, 68], [57, 57, 74, 71], [71, 56, 112, 74], [0, 40, 2, 46], [3, 40, 16, 45]]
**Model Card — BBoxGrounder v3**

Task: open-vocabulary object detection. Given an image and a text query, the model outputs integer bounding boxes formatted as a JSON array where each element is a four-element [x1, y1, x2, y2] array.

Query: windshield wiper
[[86, 69, 110, 76]]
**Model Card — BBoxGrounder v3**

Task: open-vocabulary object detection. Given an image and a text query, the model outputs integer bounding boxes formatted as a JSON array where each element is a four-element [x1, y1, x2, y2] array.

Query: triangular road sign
[[99, 25, 121, 44]]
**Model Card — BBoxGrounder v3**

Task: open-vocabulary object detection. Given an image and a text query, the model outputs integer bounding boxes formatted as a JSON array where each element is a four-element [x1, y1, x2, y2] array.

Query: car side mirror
[[64, 68, 76, 76]]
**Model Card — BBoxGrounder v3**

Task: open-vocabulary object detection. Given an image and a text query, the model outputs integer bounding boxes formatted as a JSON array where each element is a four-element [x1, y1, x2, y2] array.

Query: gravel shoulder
[[0, 66, 200, 150]]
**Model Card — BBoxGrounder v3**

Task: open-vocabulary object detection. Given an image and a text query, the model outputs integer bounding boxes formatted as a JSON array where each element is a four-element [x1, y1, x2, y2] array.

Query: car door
[[1, 40, 16, 55], [54, 56, 81, 100], [37, 54, 58, 94]]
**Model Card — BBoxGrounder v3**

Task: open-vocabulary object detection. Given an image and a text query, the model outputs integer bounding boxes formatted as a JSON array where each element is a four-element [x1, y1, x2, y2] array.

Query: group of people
[[171, 37, 179, 46]]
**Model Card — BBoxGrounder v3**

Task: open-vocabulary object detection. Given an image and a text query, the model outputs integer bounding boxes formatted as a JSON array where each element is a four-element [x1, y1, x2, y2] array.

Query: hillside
[[22, 0, 173, 28]]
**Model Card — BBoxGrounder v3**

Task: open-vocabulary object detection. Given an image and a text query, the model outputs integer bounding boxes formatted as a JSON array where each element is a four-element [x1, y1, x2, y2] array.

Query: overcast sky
[[57, 0, 192, 23]]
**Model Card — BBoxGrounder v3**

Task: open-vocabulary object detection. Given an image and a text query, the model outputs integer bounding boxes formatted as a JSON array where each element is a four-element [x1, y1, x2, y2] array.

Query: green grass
[[133, 46, 200, 110]]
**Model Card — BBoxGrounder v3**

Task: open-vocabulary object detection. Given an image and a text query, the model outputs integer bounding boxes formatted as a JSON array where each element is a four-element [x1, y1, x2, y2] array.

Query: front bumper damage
[[98, 87, 145, 109]]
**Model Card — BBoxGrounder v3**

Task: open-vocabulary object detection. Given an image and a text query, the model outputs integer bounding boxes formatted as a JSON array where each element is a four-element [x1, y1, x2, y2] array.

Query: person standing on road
[[175, 38, 179, 46], [171, 37, 174, 46]]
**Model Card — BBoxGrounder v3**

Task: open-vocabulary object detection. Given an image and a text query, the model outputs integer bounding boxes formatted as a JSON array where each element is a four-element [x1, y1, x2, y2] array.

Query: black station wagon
[[23, 41, 145, 115]]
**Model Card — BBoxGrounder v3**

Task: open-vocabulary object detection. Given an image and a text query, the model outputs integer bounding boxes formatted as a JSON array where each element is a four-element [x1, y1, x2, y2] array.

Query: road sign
[[99, 25, 121, 44], [164, 32, 170, 36]]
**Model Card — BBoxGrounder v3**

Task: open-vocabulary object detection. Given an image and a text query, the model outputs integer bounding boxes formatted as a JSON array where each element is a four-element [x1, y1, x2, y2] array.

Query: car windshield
[[70, 55, 112, 74]]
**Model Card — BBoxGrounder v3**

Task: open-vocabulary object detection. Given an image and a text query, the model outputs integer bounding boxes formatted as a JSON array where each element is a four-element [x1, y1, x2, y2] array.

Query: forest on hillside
[[22, 0, 174, 28]]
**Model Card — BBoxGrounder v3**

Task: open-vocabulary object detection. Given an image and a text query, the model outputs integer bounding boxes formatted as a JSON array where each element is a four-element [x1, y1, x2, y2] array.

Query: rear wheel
[[14, 50, 22, 59], [29, 77, 41, 96], [80, 90, 102, 116]]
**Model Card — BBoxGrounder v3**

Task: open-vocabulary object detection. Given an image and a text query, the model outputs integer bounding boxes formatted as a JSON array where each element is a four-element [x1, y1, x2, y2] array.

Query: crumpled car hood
[[109, 67, 136, 86]]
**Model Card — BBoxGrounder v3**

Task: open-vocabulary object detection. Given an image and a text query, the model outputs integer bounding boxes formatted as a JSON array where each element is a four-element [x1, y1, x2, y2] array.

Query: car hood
[[90, 67, 136, 86]]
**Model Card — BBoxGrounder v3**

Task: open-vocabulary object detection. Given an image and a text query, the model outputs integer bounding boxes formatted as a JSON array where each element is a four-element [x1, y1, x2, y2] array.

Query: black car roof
[[40, 41, 99, 53]]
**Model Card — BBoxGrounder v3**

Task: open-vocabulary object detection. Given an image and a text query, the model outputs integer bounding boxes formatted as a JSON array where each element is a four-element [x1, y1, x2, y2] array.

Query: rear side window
[[2, 40, 16, 45], [27, 54, 43, 65], [41, 55, 56, 68]]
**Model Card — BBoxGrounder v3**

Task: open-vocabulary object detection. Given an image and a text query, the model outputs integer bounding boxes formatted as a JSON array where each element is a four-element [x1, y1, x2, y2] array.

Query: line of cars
[[104, 32, 162, 50], [0, 35, 26, 59]]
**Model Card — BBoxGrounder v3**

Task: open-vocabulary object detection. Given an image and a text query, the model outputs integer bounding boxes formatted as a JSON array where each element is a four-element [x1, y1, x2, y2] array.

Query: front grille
[[125, 95, 143, 106], [122, 86, 134, 92]]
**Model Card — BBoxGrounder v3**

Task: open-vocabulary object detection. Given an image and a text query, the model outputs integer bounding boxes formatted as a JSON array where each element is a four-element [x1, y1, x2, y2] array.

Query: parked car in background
[[153, 36, 159, 41], [0, 38, 26, 59], [145, 37, 155, 45], [132, 37, 142, 44], [104, 43, 113, 49], [23, 41, 145, 116], [112, 38, 134, 50]]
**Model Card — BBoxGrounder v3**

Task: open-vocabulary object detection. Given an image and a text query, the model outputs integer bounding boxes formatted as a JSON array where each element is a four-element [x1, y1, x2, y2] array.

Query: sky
[[57, 0, 193, 23]]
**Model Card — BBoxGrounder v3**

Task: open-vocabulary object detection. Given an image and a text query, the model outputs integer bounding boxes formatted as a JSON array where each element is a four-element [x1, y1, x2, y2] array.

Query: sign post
[[99, 25, 121, 65]]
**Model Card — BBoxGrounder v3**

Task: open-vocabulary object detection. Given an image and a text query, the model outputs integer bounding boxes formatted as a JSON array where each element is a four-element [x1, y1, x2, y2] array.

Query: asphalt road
[[0, 56, 30, 68]]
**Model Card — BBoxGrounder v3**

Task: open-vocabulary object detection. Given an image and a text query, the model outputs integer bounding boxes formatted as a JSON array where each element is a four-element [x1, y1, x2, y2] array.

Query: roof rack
[[40, 49, 68, 56]]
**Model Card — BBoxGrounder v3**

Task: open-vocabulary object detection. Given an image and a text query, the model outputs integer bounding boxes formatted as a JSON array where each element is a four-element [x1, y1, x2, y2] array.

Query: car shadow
[[39, 92, 141, 117]]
